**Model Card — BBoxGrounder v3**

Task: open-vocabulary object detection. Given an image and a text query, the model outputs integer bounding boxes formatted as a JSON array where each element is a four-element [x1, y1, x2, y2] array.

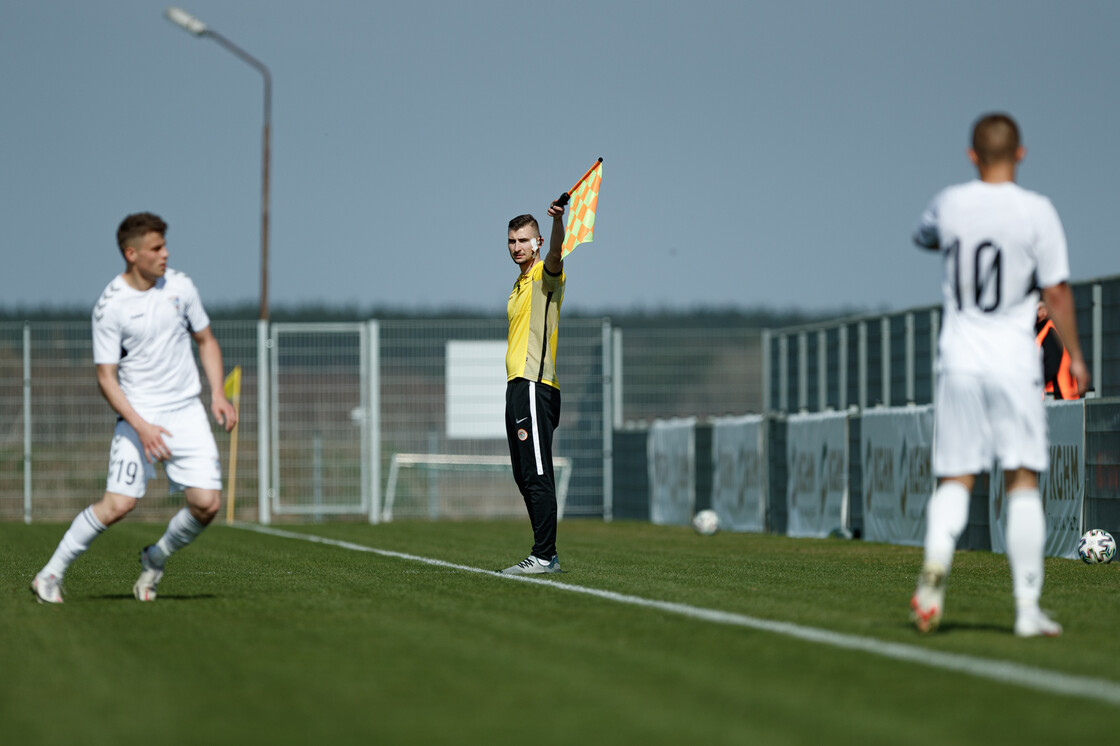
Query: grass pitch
[[2, 519, 1118, 745]]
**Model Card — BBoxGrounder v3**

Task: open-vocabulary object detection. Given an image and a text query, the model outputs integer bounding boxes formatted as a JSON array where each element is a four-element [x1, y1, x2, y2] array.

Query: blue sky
[[2, 1, 1118, 315]]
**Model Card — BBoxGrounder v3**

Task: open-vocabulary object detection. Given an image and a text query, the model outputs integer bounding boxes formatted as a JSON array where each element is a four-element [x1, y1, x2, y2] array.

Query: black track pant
[[505, 378, 562, 560]]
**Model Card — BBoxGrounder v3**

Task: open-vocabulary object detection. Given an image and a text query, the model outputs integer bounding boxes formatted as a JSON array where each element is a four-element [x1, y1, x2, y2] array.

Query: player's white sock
[[148, 508, 206, 567], [1005, 487, 1045, 607], [41, 506, 107, 578], [923, 481, 971, 572]]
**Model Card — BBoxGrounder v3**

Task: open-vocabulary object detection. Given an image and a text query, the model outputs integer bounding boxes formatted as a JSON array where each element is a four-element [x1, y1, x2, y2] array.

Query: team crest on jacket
[[517, 428, 528, 441]]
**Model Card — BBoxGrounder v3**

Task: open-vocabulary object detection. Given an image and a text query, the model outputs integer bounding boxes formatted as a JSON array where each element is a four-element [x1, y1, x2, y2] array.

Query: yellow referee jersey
[[506, 260, 565, 389]]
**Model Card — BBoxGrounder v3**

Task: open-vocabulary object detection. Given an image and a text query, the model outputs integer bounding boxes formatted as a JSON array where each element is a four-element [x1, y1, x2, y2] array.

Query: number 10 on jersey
[[945, 239, 1002, 313]]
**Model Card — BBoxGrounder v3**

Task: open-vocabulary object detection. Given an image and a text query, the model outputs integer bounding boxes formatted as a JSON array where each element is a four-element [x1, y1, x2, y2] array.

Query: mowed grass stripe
[[240, 522, 1120, 708]]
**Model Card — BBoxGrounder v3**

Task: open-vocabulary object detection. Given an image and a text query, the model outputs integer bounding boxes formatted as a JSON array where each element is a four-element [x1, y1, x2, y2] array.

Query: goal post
[[382, 453, 572, 522]]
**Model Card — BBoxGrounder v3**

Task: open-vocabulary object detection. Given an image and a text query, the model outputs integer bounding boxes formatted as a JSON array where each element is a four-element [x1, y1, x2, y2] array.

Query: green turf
[[2, 519, 1118, 745]]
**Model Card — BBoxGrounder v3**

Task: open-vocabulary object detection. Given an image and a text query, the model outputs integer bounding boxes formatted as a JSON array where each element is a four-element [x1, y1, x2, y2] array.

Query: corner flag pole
[[555, 157, 603, 207], [224, 366, 242, 524], [225, 415, 239, 524]]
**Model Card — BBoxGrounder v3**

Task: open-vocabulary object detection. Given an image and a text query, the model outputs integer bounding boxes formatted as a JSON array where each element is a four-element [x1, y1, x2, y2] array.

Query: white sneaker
[[1015, 608, 1062, 638], [31, 571, 63, 604], [133, 546, 164, 602], [910, 562, 946, 634], [501, 555, 561, 575]]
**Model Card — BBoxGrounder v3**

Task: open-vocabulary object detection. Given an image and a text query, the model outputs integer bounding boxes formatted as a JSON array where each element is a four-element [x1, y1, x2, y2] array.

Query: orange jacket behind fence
[[1035, 319, 1078, 399]]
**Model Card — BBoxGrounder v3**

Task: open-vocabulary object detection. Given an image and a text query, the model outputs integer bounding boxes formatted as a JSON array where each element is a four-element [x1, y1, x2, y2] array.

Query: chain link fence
[[0, 321, 260, 523], [4, 317, 770, 523], [377, 318, 608, 519]]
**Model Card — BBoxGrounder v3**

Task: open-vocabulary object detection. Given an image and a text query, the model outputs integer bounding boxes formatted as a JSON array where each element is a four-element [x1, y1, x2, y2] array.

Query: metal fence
[[764, 275, 1120, 413], [612, 327, 763, 424], [3, 317, 767, 524], [269, 323, 371, 519], [5, 294, 1114, 525], [0, 321, 262, 523], [1086, 398, 1120, 532], [376, 319, 611, 519]]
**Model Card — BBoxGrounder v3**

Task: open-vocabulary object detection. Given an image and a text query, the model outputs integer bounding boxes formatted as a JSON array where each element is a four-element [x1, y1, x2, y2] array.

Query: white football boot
[[133, 546, 164, 602], [910, 562, 946, 634], [1014, 607, 1062, 638], [31, 572, 64, 604]]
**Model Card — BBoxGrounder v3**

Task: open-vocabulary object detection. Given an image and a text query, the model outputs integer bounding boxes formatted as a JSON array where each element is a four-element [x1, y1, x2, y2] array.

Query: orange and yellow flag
[[561, 159, 603, 258]]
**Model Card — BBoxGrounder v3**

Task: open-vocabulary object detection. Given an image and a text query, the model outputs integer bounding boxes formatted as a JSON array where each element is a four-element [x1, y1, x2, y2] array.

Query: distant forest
[[0, 302, 871, 329]]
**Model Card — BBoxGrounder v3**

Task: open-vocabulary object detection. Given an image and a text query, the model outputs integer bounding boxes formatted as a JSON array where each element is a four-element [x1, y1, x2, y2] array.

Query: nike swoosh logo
[[516, 417, 529, 424]]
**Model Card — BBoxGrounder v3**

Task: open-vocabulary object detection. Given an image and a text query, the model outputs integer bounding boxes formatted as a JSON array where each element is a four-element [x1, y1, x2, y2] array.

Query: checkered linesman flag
[[560, 158, 603, 258]]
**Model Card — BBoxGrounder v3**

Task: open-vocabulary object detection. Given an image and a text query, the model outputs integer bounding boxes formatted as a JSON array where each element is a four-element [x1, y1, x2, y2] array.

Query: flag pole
[[555, 157, 603, 207], [225, 403, 239, 524], [225, 397, 240, 524], [223, 367, 242, 524]]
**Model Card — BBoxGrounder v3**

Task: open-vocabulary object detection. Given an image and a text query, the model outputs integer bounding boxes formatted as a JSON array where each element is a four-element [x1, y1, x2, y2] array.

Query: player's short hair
[[508, 214, 540, 236], [972, 113, 1021, 165], [117, 212, 168, 254]]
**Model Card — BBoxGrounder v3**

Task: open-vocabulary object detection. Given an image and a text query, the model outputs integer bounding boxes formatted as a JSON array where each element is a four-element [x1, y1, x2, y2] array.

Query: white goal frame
[[382, 454, 572, 522]]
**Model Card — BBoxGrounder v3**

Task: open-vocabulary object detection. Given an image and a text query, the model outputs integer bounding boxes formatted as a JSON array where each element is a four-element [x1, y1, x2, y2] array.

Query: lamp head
[[164, 7, 208, 36]]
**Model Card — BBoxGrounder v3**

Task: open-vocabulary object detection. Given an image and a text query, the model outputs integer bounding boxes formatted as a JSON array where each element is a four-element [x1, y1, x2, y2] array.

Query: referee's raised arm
[[544, 200, 565, 274]]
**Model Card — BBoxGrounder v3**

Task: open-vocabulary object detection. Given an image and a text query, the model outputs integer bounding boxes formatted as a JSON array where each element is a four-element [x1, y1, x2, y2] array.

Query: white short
[[106, 399, 222, 498], [932, 371, 1048, 477]]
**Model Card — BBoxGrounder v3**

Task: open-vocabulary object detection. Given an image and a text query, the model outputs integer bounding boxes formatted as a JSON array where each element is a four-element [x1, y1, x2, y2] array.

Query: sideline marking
[[236, 523, 1120, 707]]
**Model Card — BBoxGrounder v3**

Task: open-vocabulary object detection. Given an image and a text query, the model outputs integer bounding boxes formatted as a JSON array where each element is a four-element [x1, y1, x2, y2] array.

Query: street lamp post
[[165, 7, 274, 525], [164, 6, 272, 321]]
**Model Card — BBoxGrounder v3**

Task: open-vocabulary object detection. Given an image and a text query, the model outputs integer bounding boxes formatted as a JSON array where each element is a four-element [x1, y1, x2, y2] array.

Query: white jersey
[[914, 180, 1069, 379], [92, 269, 211, 414]]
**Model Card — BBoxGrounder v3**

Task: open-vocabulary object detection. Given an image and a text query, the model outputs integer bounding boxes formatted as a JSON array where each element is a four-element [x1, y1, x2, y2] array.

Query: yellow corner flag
[[561, 158, 603, 258], [224, 366, 242, 524], [224, 365, 242, 401]]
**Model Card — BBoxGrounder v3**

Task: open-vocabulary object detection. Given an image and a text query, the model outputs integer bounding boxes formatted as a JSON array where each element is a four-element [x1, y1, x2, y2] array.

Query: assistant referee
[[500, 200, 567, 575]]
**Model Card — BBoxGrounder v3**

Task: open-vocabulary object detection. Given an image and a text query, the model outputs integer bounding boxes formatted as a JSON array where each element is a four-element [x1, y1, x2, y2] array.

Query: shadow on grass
[[863, 617, 1012, 637], [88, 593, 218, 601], [897, 620, 1011, 636]]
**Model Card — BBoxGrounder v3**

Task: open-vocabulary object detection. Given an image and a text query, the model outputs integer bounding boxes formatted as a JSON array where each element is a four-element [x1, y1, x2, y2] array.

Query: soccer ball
[[1077, 529, 1116, 564], [692, 509, 720, 536]]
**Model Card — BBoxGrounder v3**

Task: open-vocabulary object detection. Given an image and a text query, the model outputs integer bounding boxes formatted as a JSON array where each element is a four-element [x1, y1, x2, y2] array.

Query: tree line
[[0, 303, 867, 329]]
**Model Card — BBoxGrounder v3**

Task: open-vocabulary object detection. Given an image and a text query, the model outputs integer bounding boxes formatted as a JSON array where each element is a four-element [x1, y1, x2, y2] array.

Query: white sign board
[[861, 405, 934, 546], [786, 411, 849, 538], [648, 418, 697, 526], [445, 340, 507, 439], [711, 415, 766, 532]]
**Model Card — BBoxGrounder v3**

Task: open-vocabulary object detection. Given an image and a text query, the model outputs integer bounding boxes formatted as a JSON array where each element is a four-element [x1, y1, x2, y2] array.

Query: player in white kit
[[910, 114, 1089, 637], [31, 212, 237, 603]]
